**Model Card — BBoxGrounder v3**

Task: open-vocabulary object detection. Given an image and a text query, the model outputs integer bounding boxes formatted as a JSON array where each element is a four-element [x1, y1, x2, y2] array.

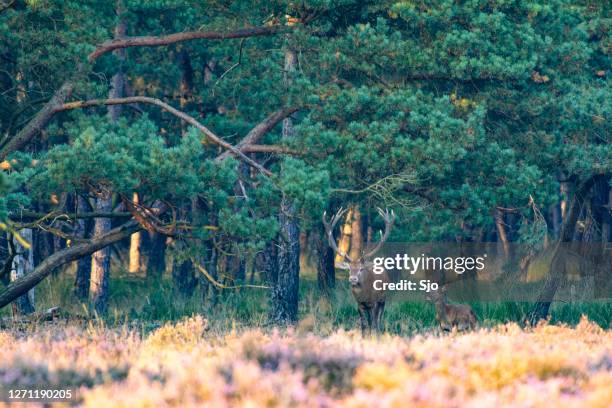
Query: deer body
[[323, 207, 395, 335], [429, 289, 476, 331], [349, 264, 390, 335]]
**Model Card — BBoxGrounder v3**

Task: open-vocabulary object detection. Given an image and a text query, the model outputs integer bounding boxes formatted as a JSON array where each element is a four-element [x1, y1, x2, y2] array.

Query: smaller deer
[[323, 207, 395, 335], [426, 286, 477, 331]]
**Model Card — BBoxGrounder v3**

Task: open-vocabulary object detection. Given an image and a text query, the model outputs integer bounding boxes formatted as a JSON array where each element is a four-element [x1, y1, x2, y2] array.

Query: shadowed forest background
[[0, 0, 610, 331]]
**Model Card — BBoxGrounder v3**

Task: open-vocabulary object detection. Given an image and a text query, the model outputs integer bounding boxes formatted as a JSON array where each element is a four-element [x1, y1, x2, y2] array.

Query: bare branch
[[216, 106, 300, 162], [88, 26, 281, 62], [239, 144, 299, 155]]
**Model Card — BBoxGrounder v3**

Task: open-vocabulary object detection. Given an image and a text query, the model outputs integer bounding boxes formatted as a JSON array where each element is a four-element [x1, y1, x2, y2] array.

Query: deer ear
[[336, 261, 350, 270]]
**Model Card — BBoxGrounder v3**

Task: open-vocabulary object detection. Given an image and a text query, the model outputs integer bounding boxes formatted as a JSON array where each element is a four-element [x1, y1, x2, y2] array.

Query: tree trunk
[[171, 200, 198, 295], [602, 186, 612, 243], [271, 197, 300, 324], [349, 204, 363, 261], [0, 235, 10, 286], [595, 179, 611, 299], [90, 191, 113, 314], [261, 239, 277, 285], [128, 192, 141, 273], [550, 201, 562, 240], [146, 232, 166, 279], [230, 161, 249, 282], [315, 229, 335, 294], [528, 175, 600, 324], [269, 47, 300, 325], [74, 195, 92, 300], [495, 208, 510, 260], [10, 229, 35, 315], [89, 9, 126, 314], [335, 207, 353, 266], [172, 255, 197, 297], [203, 229, 219, 302], [178, 49, 193, 107], [560, 178, 571, 221]]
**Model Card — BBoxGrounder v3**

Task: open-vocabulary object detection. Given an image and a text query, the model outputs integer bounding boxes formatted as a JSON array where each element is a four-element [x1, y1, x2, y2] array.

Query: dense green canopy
[[0, 0, 609, 317]]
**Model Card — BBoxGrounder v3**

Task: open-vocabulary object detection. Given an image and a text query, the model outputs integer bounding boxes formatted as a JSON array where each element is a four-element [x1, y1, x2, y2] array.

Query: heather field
[[0, 316, 610, 408]]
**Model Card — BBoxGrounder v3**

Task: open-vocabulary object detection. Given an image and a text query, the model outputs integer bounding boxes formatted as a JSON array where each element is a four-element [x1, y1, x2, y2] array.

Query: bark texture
[[89, 191, 113, 314], [269, 47, 300, 325], [10, 229, 35, 315], [128, 193, 141, 273], [90, 10, 126, 314], [74, 195, 92, 300]]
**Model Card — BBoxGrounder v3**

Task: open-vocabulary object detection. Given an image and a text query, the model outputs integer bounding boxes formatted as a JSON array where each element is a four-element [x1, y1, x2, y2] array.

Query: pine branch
[[0, 24, 284, 160], [54, 96, 273, 176]]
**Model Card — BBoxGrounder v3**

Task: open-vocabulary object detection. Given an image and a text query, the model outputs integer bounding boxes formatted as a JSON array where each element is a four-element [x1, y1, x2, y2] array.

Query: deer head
[[322, 207, 395, 287], [425, 285, 447, 303]]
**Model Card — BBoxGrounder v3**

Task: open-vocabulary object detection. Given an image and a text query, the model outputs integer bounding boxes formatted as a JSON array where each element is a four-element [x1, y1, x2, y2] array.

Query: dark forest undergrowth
[[2, 266, 609, 333]]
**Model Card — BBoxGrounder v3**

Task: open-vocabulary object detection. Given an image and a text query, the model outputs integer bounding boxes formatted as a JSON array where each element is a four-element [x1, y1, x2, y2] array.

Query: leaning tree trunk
[[90, 9, 126, 314], [0, 221, 141, 310], [269, 47, 300, 325], [10, 229, 35, 315]]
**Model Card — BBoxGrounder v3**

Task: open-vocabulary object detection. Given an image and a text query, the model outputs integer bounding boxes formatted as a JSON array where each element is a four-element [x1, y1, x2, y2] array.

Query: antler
[[322, 207, 353, 262], [362, 207, 396, 259]]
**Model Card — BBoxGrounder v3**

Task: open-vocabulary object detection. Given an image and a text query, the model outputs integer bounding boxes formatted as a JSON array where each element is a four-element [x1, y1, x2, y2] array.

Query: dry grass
[[0, 316, 610, 407]]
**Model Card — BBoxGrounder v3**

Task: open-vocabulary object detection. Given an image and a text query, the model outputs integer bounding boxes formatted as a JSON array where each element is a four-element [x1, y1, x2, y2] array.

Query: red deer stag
[[323, 207, 395, 335]]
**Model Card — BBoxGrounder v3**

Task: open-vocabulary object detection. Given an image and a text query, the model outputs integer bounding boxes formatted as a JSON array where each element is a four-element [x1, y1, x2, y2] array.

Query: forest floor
[[0, 316, 611, 407], [2, 268, 610, 333]]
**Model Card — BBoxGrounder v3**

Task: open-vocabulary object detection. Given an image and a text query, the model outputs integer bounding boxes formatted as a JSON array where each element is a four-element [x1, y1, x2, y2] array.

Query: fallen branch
[[0, 221, 141, 310], [192, 258, 269, 290]]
